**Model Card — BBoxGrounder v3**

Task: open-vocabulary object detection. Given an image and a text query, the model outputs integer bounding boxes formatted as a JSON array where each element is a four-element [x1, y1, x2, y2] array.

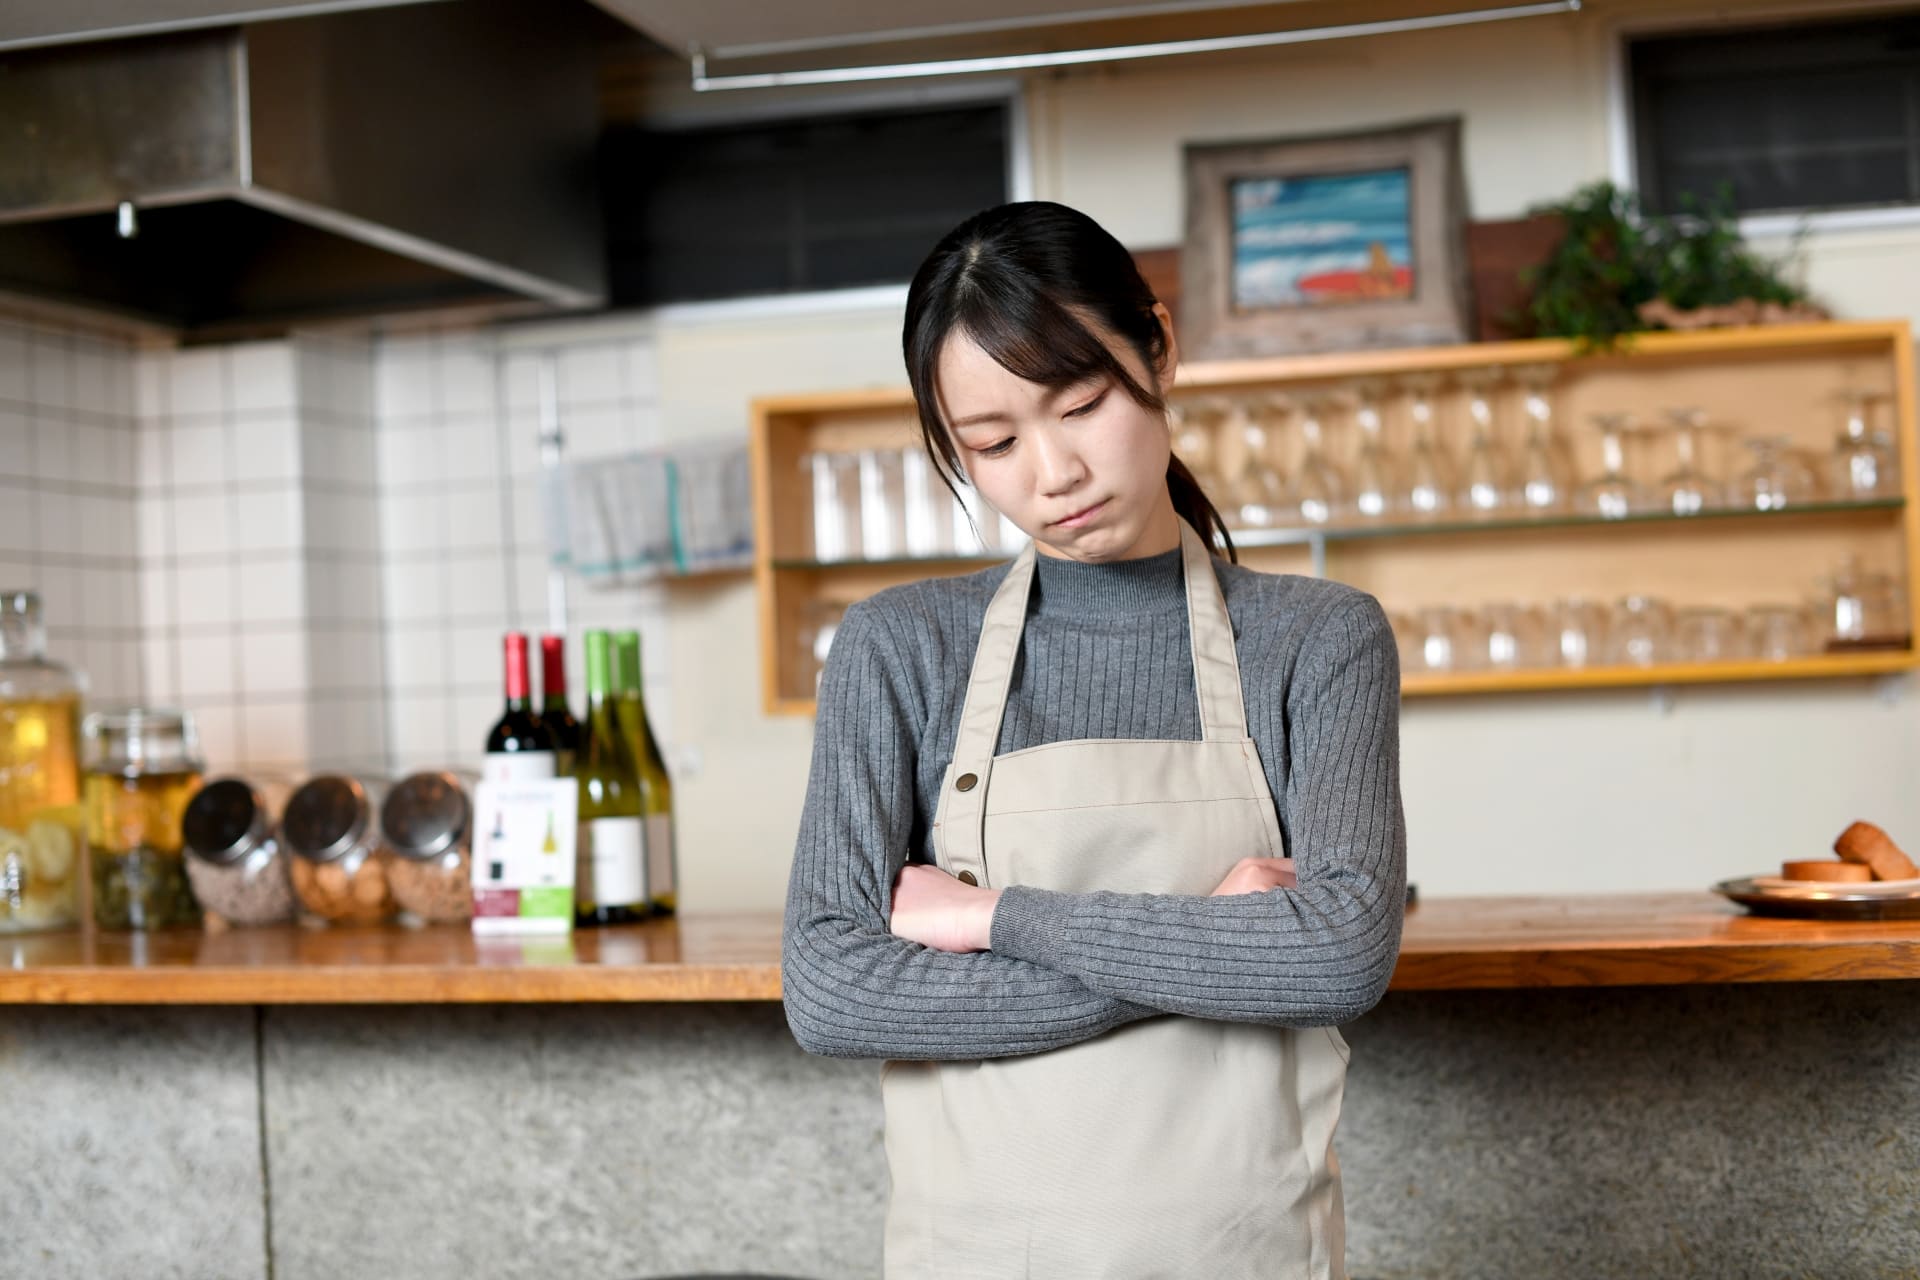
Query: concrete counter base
[[5, 983, 1916, 1277]]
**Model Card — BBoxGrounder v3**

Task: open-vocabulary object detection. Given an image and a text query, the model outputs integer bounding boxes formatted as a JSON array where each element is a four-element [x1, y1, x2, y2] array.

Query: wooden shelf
[[4, 894, 1919, 1004], [752, 320, 1920, 714]]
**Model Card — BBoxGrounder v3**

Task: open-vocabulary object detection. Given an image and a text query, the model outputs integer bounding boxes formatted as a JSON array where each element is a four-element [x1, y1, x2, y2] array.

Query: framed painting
[[1180, 118, 1473, 359]]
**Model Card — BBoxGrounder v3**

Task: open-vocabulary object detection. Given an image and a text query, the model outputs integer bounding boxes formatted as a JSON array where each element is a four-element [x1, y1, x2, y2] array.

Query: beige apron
[[882, 523, 1350, 1279]]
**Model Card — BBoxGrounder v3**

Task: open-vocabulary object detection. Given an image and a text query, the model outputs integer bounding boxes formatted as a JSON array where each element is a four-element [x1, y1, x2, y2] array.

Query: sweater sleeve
[[781, 598, 1160, 1061], [986, 593, 1407, 1027]]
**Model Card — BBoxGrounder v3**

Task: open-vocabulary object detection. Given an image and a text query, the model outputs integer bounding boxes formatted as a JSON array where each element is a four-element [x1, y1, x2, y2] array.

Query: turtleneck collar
[[1028, 544, 1187, 619]]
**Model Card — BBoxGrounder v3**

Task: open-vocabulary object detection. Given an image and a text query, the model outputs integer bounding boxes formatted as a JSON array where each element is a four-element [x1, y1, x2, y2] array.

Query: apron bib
[[882, 523, 1349, 1279]]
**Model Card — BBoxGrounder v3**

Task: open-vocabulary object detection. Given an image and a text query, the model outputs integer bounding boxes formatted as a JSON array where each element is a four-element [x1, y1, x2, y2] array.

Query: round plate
[[1713, 876, 1920, 920]]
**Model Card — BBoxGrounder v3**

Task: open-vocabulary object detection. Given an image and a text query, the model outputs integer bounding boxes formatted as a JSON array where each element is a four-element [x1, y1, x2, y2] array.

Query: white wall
[[0, 317, 142, 707]]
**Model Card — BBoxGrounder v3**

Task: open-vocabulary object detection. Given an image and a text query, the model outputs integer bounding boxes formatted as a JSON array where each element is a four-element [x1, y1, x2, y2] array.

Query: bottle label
[[577, 816, 646, 908], [645, 813, 674, 898], [483, 751, 557, 785]]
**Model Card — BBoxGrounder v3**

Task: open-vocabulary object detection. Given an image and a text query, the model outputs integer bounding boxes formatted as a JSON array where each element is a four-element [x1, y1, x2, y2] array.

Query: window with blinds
[[600, 103, 1010, 306], [1628, 10, 1920, 216]]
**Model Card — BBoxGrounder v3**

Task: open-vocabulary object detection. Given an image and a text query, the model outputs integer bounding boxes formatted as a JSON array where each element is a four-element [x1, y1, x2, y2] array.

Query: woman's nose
[[1033, 431, 1087, 495]]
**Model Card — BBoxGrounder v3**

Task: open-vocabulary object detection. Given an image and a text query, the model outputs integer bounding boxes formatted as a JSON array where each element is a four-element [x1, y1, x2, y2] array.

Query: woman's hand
[[1208, 856, 1297, 896], [890, 863, 1003, 953]]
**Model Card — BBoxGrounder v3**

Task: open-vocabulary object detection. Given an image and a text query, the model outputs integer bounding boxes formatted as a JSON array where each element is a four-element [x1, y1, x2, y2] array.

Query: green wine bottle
[[574, 630, 649, 926], [612, 630, 677, 916]]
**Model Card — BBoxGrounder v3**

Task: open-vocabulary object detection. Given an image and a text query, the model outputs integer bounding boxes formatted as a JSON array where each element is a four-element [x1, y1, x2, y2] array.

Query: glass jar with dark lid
[[382, 771, 474, 924], [282, 775, 394, 924], [181, 778, 297, 927], [83, 707, 204, 930]]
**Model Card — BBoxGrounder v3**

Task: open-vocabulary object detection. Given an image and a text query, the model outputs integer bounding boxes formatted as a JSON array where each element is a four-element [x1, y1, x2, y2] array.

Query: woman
[[782, 201, 1406, 1279]]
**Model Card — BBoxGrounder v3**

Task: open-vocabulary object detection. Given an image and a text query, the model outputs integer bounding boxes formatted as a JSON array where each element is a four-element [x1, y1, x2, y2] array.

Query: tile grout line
[[254, 1004, 277, 1280]]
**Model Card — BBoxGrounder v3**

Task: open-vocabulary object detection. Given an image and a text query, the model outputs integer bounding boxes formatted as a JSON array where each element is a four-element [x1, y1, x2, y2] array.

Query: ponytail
[[1168, 455, 1237, 563]]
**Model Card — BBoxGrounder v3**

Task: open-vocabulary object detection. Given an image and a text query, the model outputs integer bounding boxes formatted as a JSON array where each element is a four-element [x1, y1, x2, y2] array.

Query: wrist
[[976, 888, 1004, 950]]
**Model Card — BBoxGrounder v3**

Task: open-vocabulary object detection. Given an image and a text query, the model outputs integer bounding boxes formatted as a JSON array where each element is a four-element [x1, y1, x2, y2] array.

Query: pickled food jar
[[84, 708, 204, 930], [0, 590, 85, 933]]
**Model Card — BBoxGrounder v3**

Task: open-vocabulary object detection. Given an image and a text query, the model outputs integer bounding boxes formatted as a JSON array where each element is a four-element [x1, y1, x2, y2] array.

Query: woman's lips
[[1052, 498, 1108, 528]]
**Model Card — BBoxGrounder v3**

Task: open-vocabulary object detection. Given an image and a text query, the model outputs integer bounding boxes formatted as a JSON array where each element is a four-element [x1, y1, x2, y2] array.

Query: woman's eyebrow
[[949, 409, 1011, 429]]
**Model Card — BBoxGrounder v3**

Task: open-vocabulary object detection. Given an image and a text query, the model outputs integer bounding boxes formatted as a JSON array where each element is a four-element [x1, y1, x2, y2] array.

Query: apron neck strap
[[949, 521, 1248, 775]]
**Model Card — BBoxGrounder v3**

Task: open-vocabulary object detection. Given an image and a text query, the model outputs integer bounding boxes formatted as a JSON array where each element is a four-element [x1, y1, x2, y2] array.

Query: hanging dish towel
[[551, 441, 751, 585]]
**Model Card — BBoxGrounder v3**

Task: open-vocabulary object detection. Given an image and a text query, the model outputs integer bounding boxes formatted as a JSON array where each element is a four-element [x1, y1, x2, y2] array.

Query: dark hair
[[901, 200, 1236, 561]]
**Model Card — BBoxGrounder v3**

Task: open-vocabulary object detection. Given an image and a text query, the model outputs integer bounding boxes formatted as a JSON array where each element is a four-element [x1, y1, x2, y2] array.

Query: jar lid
[[381, 772, 470, 860], [182, 778, 267, 866], [282, 775, 372, 864]]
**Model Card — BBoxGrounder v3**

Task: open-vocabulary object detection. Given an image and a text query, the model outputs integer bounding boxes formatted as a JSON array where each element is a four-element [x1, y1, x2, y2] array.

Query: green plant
[[1519, 180, 1811, 349], [1651, 187, 1807, 311]]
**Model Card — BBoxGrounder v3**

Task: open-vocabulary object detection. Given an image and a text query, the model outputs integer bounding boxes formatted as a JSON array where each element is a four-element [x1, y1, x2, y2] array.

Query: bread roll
[[1833, 821, 1920, 881], [1781, 860, 1873, 883]]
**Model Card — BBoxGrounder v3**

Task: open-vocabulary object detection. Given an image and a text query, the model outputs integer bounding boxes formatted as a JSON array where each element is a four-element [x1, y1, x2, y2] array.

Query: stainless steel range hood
[[0, 0, 610, 338]]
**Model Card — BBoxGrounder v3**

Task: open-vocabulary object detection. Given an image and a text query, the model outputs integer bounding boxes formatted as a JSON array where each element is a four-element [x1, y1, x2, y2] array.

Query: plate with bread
[[1714, 821, 1920, 919]]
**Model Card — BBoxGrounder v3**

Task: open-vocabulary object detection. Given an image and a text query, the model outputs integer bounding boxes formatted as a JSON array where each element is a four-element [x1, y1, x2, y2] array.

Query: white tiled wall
[[134, 334, 389, 774], [375, 327, 673, 777], [5, 309, 678, 789], [0, 317, 143, 705]]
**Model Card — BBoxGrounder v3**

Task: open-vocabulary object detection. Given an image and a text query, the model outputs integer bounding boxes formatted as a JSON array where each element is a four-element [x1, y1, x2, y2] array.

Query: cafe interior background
[[3, 0, 1919, 1277]]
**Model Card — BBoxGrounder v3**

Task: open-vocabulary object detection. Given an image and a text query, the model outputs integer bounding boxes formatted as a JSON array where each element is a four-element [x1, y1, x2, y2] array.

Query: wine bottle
[[612, 630, 677, 916], [574, 630, 649, 926], [483, 633, 556, 784], [538, 634, 583, 776]]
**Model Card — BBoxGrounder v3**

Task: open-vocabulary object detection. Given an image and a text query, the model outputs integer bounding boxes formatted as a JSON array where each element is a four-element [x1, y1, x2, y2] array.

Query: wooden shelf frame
[[751, 321, 1920, 715]]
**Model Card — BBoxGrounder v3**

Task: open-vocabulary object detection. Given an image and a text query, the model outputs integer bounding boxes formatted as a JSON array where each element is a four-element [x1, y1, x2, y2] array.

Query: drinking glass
[[1386, 611, 1424, 672], [1221, 399, 1290, 528], [1735, 436, 1821, 511], [1349, 382, 1399, 520], [1746, 603, 1815, 661], [858, 448, 909, 560], [900, 447, 954, 558], [1415, 606, 1479, 672], [1401, 378, 1456, 519], [1656, 408, 1721, 516], [1609, 595, 1674, 666], [1293, 398, 1347, 525], [1675, 607, 1747, 662], [1481, 602, 1550, 670], [1459, 370, 1517, 515], [1169, 401, 1220, 491], [1830, 390, 1899, 500], [805, 451, 864, 562], [1514, 363, 1573, 514], [1575, 413, 1648, 519], [1549, 599, 1609, 668]]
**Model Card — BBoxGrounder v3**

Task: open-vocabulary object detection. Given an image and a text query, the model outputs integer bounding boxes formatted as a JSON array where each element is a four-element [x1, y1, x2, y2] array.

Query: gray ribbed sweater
[[781, 542, 1406, 1061]]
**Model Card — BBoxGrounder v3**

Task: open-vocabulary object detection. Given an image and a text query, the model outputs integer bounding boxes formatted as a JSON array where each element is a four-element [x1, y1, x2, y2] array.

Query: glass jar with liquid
[[0, 590, 86, 933], [83, 708, 205, 930]]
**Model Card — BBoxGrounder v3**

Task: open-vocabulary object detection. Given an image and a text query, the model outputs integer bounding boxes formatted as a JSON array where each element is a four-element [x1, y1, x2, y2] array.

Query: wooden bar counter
[[4, 892, 1919, 1004]]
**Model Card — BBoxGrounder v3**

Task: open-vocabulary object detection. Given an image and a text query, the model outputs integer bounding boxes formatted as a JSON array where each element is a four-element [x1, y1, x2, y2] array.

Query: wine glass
[[1514, 363, 1573, 514], [1292, 397, 1347, 525], [1401, 377, 1456, 519], [1736, 436, 1821, 511], [1830, 390, 1899, 500], [1348, 381, 1399, 520], [1169, 401, 1220, 491], [1656, 407, 1721, 516], [1459, 369, 1517, 516], [1575, 413, 1648, 519], [1231, 397, 1294, 528]]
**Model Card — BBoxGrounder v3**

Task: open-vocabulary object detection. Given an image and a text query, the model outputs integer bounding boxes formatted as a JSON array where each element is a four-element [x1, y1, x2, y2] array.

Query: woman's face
[[934, 306, 1181, 564]]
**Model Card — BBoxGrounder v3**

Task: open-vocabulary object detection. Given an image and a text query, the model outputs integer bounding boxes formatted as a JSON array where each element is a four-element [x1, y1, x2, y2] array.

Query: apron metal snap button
[[957, 870, 978, 885], [955, 772, 978, 792]]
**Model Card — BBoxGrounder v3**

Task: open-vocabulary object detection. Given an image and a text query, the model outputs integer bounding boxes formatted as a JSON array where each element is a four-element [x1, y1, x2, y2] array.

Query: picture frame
[[1180, 117, 1473, 359]]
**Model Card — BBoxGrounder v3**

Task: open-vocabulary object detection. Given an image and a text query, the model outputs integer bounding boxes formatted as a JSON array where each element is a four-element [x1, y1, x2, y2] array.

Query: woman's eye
[[1065, 391, 1108, 418], [978, 438, 1015, 458]]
